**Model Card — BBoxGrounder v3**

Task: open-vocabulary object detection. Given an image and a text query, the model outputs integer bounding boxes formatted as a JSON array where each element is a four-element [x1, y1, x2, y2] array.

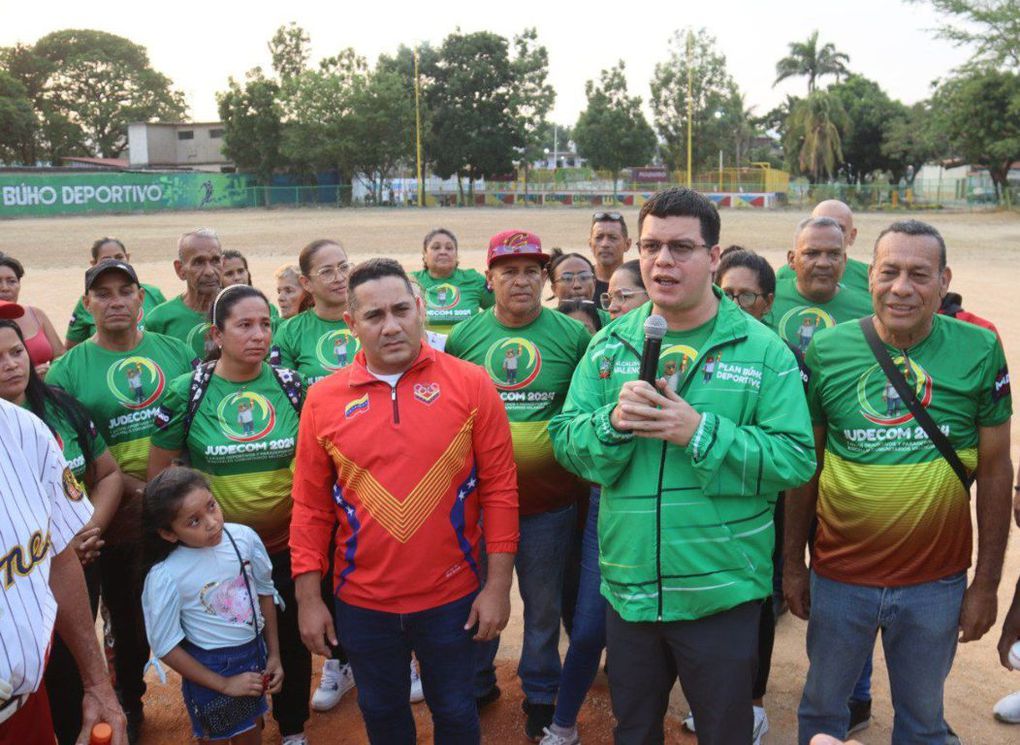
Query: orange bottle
[[90, 723, 113, 745]]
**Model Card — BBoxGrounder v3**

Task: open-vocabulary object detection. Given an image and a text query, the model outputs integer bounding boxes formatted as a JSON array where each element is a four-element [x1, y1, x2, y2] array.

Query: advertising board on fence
[[0, 171, 251, 218]]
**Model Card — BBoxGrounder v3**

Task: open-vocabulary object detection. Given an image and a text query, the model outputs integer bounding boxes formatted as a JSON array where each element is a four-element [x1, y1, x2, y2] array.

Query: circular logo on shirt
[[315, 329, 360, 372], [483, 337, 542, 391], [659, 344, 699, 390], [426, 283, 461, 311], [856, 357, 933, 426], [778, 306, 837, 352], [216, 391, 277, 442], [106, 356, 166, 410]]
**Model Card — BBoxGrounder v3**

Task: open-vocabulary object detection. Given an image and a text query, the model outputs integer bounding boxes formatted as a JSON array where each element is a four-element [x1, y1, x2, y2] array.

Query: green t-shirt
[[47, 332, 197, 479], [765, 281, 873, 353], [150, 363, 300, 553], [412, 267, 494, 335], [806, 315, 1012, 586], [446, 307, 590, 514], [22, 399, 107, 483], [272, 309, 360, 386], [776, 256, 870, 293], [146, 295, 216, 361], [66, 283, 168, 344], [656, 317, 717, 393]]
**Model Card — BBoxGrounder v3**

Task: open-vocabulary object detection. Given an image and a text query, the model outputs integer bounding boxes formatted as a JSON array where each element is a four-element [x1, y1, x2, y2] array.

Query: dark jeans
[[46, 562, 101, 745], [754, 595, 776, 701], [606, 600, 760, 745], [98, 541, 148, 715], [336, 592, 480, 745], [269, 550, 311, 737]]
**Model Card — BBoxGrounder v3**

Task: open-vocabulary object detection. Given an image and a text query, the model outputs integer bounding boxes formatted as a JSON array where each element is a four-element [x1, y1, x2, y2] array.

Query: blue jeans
[[798, 570, 966, 745], [475, 503, 576, 704], [335, 592, 480, 745], [553, 489, 605, 727]]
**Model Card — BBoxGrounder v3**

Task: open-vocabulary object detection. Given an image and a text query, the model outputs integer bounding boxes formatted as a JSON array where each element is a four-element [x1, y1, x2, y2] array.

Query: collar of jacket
[[605, 285, 751, 357], [347, 341, 436, 387]]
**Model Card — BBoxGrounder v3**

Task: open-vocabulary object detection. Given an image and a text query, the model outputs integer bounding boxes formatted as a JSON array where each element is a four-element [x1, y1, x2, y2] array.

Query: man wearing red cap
[[447, 231, 592, 741]]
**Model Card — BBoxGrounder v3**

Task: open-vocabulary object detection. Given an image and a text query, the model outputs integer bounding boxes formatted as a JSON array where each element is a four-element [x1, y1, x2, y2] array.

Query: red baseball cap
[[0, 301, 24, 320], [486, 230, 550, 268]]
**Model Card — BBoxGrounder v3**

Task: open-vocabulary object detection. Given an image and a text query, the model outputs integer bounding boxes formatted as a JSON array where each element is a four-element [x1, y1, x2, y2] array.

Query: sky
[[1, 0, 975, 128]]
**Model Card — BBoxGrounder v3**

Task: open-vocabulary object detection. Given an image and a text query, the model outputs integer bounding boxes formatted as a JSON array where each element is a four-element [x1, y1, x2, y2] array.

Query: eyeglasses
[[592, 211, 623, 223], [637, 240, 709, 262], [554, 271, 595, 284], [313, 262, 351, 281], [723, 290, 765, 308], [600, 289, 648, 309]]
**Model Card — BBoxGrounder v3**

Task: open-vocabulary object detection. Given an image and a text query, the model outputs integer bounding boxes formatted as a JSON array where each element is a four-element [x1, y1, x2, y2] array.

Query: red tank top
[[22, 308, 54, 365]]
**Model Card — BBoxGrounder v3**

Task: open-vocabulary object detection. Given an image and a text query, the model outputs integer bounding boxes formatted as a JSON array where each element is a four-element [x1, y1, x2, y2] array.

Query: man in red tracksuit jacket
[[290, 258, 519, 744]]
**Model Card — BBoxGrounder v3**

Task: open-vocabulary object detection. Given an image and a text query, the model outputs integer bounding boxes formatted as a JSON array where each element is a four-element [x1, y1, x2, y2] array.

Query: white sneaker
[[539, 724, 580, 745], [311, 659, 355, 711], [409, 659, 424, 703], [281, 734, 309, 745], [682, 712, 696, 732], [993, 690, 1020, 724], [752, 705, 769, 745]]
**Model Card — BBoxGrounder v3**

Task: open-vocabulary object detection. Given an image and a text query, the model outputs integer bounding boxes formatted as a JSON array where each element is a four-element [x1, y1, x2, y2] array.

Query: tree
[[347, 66, 417, 202], [216, 68, 283, 190], [650, 28, 751, 173], [508, 28, 556, 191], [31, 29, 186, 157], [0, 71, 36, 164], [269, 23, 311, 82], [931, 68, 1020, 203], [785, 91, 849, 182], [574, 61, 657, 193], [827, 74, 907, 183], [774, 30, 850, 94], [882, 101, 948, 184], [907, 0, 1020, 69]]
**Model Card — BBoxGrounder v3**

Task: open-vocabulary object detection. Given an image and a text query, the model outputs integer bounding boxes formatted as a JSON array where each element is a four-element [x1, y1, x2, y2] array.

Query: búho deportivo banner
[[0, 172, 252, 217]]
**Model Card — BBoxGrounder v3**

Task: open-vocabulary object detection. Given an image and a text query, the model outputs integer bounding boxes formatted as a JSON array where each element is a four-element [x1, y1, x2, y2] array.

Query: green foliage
[[931, 68, 1020, 203], [573, 61, 656, 188], [347, 67, 417, 200], [216, 68, 283, 187], [786, 91, 849, 182], [774, 30, 850, 94], [882, 101, 948, 183], [827, 74, 908, 183], [650, 28, 751, 172], [269, 23, 311, 82], [31, 29, 186, 157], [908, 0, 1020, 69], [0, 70, 36, 164]]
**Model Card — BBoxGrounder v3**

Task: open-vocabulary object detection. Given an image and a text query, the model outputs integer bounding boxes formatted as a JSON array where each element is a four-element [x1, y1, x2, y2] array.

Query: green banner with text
[[0, 172, 252, 217]]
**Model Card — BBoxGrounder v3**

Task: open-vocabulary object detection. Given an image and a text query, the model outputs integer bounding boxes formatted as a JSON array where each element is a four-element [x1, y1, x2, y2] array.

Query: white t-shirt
[[142, 523, 275, 658], [0, 399, 93, 697]]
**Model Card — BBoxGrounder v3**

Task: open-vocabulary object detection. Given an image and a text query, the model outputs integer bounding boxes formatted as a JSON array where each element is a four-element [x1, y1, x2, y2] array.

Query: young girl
[[142, 467, 283, 744]]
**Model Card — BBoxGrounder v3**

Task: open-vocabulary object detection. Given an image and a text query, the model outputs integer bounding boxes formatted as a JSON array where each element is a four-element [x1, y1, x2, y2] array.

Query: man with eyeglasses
[[589, 212, 632, 300], [146, 228, 224, 360], [550, 188, 815, 745], [765, 217, 872, 349]]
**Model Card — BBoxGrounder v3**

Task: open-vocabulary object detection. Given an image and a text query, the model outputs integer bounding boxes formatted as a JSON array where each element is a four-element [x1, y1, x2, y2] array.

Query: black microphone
[[639, 314, 668, 386]]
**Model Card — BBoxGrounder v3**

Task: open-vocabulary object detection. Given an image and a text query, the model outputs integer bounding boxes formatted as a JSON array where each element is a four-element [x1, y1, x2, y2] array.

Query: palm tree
[[774, 31, 850, 94], [787, 91, 849, 183]]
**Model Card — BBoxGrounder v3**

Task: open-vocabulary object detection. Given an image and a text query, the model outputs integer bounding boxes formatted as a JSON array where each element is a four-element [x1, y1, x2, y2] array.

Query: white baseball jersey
[[0, 399, 93, 697]]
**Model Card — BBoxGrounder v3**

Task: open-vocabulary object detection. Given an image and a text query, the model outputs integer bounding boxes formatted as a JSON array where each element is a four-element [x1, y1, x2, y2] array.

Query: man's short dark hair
[[874, 220, 947, 270], [637, 187, 720, 247], [347, 258, 414, 312]]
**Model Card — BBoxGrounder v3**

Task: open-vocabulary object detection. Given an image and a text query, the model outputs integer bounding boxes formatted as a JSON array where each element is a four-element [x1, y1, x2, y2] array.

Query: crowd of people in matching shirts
[[1, 186, 1018, 745]]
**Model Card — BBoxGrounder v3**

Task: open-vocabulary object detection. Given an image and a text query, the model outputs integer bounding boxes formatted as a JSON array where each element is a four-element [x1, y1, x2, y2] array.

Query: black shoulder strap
[[858, 317, 973, 492], [270, 366, 303, 415], [223, 527, 265, 665], [182, 361, 217, 441]]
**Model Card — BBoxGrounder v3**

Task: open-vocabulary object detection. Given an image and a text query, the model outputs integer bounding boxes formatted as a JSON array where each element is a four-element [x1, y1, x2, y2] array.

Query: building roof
[[62, 157, 130, 170]]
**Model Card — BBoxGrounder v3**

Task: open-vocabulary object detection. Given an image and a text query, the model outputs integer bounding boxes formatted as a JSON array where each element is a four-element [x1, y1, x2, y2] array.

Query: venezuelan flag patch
[[345, 394, 370, 419]]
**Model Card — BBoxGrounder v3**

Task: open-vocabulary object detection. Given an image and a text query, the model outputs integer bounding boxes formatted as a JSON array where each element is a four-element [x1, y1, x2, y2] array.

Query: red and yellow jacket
[[290, 343, 519, 613]]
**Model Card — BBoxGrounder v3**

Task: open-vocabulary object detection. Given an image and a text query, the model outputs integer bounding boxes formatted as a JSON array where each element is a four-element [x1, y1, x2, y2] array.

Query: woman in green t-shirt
[[0, 317, 122, 745], [146, 284, 313, 743], [411, 227, 493, 334]]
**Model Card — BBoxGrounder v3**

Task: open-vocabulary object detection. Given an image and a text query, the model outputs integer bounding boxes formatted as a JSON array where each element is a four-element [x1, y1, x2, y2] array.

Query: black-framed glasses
[[554, 271, 595, 284], [592, 211, 623, 223], [600, 289, 648, 309], [637, 240, 709, 262], [723, 290, 765, 308]]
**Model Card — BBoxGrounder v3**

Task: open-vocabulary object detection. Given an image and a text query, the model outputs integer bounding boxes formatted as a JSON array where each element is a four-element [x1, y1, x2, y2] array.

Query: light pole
[[414, 47, 424, 208]]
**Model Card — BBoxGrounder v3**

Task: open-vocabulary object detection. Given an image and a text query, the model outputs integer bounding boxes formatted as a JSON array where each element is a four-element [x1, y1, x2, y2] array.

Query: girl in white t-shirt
[[141, 467, 283, 744]]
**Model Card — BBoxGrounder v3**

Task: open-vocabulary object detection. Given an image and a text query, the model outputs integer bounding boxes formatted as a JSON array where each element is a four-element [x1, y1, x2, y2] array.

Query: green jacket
[[549, 290, 816, 622]]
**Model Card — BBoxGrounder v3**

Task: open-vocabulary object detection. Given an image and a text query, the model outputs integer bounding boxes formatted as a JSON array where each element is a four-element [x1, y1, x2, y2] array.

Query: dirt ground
[[4, 206, 1020, 744]]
